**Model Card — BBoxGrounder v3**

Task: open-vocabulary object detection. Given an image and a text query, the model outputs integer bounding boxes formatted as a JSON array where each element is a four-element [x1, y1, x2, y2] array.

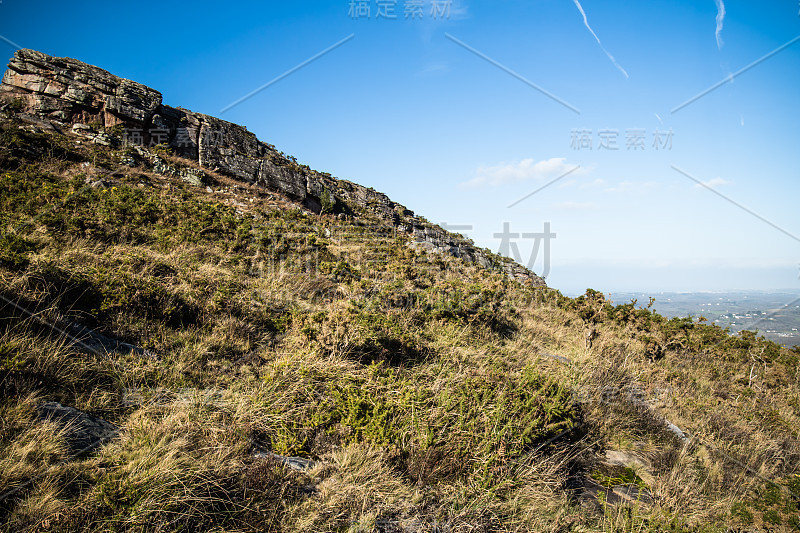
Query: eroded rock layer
[[1, 48, 545, 286]]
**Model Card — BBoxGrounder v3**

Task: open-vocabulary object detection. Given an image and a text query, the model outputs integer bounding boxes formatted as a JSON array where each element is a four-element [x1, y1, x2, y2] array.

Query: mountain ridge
[[0, 48, 545, 287]]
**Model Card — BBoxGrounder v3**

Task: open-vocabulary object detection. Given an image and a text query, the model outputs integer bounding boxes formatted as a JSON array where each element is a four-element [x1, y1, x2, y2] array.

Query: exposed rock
[[664, 420, 688, 442], [92, 131, 112, 146], [578, 448, 655, 513], [9, 112, 60, 132], [71, 123, 91, 135], [120, 153, 136, 167], [1, 48, 546, 286], [603, 449, 655, 487], [179, 168, 206, 187], [252, 450, 316, 472], [37, 402, 119, 454], [604, 449, 647, 468], [541, 351, 570, 363], [124, 145, 207, 186], [580, 478, 654, 511], [85, 177, 110, 189], [66, 321, 155, 358], [71, 122, 115, 146], [1, 49, 161, 126]]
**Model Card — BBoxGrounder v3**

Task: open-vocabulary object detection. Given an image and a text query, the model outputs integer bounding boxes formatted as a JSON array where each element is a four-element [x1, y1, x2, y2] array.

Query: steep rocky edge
[[0, 48, 545, 286]]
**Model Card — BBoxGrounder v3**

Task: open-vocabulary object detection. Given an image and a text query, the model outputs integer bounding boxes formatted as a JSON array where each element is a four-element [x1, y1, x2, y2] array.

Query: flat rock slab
[[580, 478, 654, 511], [541, 351, 570, 363], [252, 451, 316, 472], [37, 402, 119, 454], [603, 449, 653, 485], [611, 483, 653, 505], [67, 322, 155, 358]]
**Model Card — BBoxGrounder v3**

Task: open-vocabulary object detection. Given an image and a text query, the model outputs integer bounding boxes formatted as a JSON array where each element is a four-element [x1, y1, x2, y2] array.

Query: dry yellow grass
[[1, 117, 798, 531]]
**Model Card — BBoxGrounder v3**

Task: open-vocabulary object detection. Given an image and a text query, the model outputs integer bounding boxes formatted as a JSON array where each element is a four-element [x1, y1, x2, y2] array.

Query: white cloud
[[580, 178, 607, 189], [715, 0, 725, 50], [695, 177, 730, 189], [572, 0, 629, 78], [462, 157, 577, 187]]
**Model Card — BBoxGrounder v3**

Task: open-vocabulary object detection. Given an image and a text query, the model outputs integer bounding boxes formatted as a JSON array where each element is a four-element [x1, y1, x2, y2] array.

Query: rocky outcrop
[[1, 48, 545, 286], [1, 49, 161, 126]]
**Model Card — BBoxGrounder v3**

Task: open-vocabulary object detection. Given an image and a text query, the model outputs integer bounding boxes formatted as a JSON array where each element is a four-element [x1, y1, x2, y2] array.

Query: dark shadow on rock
[[37, 402, 119, 455], [65, 322, 155, 358]]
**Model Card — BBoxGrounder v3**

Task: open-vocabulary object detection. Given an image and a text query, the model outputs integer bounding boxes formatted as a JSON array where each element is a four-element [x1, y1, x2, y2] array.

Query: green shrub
[[0, 232, 38, 269], [731, 502, 753, 524], [320, 187, 335, 214]]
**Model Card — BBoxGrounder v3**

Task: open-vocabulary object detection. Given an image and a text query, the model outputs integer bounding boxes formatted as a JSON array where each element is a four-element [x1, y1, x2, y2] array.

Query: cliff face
[[0, 48, 545, 286]]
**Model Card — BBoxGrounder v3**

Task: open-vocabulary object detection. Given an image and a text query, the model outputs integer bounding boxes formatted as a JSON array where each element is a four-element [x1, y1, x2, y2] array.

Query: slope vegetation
[[0, 107, 799, 532]]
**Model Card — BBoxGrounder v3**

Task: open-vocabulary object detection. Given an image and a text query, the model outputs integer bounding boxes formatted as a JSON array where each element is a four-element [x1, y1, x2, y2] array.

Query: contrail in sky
[[572, 0, 629, 78], [715, 0, 725, 49]]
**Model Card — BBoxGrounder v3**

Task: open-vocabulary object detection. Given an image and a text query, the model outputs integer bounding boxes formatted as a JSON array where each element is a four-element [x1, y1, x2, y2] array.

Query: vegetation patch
[[0, 117, 799, 532]]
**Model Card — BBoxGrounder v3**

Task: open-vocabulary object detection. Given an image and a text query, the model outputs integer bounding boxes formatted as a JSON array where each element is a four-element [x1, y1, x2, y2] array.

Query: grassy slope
[[0, 118, 798, 532]]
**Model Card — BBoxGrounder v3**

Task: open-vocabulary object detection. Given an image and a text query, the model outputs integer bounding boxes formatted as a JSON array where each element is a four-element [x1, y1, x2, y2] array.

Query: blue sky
[[2, 0, 798, 294]]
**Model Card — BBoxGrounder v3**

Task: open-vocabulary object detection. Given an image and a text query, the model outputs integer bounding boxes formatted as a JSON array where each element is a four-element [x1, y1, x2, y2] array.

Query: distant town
[[606, 290, 800, 348]]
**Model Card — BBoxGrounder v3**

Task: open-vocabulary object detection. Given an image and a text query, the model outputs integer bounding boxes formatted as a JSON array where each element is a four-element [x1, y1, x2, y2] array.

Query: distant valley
[[606, 290, 800, 348]]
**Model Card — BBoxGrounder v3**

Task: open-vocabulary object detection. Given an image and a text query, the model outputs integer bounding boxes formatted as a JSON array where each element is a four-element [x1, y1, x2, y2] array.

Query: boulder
[[37, 402, 119, 454], [1, 48, 162, 126]]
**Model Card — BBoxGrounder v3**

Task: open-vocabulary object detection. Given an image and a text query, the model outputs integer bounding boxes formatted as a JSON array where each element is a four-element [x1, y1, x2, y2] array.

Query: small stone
[[92, 132, 112, 146], [253, 450, 316, 472], [86, 178, 109, 189], [664, 420, 688, 441], [71, 123, 92, 134], [179, 168, 206, 187]]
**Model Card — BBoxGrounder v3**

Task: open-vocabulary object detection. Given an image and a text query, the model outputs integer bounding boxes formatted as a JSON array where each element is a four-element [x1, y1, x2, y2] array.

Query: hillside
[[1, 49, 799, 532]]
